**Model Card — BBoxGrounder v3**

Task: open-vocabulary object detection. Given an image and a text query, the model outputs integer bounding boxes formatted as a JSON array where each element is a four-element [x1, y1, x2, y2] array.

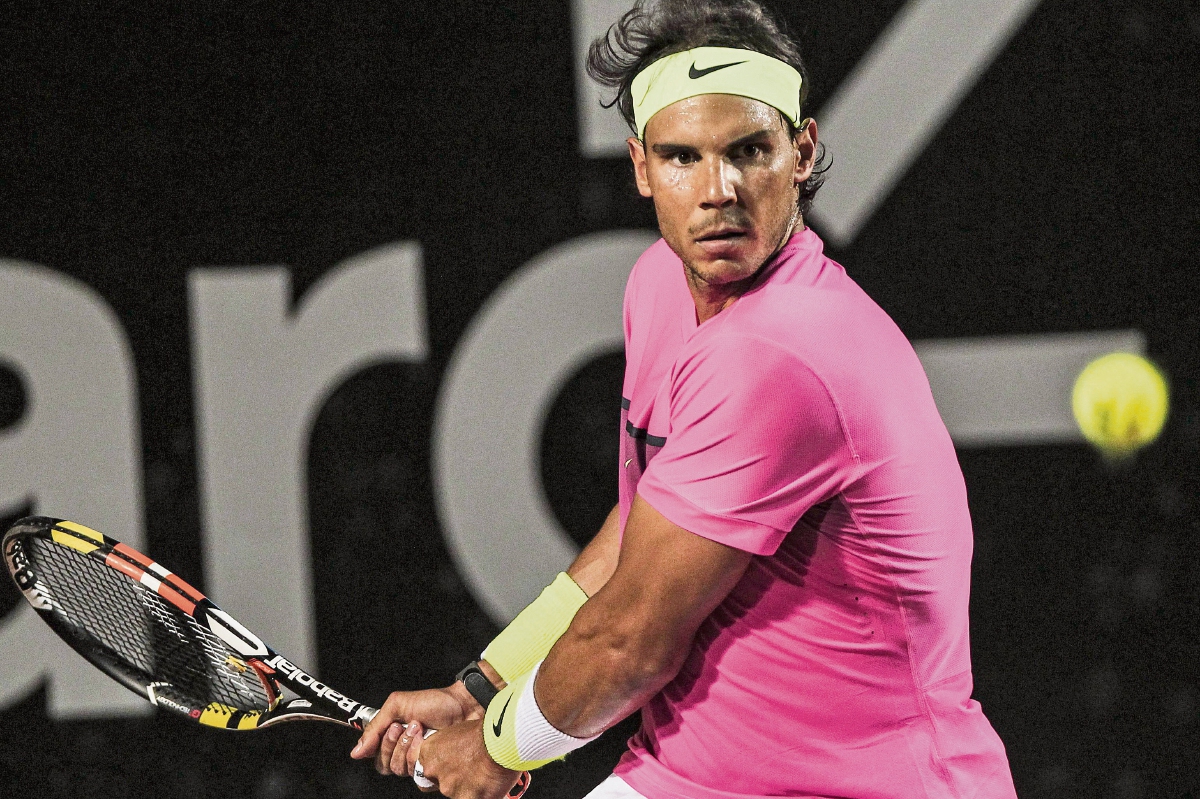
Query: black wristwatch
[[456, 661, 500, 710]]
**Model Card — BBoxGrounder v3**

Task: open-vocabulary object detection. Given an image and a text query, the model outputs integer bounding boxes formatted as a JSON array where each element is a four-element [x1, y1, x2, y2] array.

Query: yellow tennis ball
[[1072, 352, 1169, 457]]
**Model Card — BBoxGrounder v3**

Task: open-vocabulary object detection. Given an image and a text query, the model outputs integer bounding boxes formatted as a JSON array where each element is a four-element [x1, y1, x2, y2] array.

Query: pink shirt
[[613, 229, 1016, 799]]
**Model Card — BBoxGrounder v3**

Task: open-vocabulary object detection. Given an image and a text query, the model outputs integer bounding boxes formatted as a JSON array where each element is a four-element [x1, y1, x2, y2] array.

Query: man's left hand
[[409, 718, 522, 799]]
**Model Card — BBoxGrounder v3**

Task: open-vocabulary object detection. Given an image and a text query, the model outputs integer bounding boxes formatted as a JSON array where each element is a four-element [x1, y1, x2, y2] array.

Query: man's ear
[[793, 118, 817, 185], [628, 137, 653, 198]]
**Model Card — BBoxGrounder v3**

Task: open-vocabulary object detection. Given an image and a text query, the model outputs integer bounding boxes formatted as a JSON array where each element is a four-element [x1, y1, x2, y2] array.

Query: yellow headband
[[631, 46, 803, 140]]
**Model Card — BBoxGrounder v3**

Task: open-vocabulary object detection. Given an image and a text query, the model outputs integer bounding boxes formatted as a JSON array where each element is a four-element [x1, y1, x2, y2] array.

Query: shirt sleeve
[[636, 333, 855, 555]]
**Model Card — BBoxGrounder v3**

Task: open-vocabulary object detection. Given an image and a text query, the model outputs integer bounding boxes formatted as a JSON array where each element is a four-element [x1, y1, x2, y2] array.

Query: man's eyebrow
[[649, 128, 776, 157], [726, 128, 775, 148], [650, 142, 696, 156]]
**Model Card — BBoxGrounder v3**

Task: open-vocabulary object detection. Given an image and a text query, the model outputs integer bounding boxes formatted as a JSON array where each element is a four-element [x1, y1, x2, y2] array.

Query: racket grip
[[414, 730, 532, 797], [360, 708, 436, 788], [413, 728, 437, 789], [361, 710, 530, 797]]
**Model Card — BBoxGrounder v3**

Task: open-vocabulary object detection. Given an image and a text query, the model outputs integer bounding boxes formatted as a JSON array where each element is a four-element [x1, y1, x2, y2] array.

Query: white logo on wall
[[0, 0, 1139, 719]]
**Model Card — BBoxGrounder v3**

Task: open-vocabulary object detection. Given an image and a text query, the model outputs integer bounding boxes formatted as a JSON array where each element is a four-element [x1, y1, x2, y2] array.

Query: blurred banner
[[1, 2, 1197, 798]]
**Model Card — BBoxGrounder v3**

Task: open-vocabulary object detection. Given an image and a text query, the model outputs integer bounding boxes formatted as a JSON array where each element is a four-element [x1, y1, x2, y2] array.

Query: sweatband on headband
[[481, 572, 588, 683], [484, 661, 598, 771], [631, 46, 803, 140]]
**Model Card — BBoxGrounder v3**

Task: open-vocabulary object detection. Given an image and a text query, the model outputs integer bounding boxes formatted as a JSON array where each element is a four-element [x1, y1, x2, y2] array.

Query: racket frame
[[3, 516, 377, 731], [5, 515, 533, 797]]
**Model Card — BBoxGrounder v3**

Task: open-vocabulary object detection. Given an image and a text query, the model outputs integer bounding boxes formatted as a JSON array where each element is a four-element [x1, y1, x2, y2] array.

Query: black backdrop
[[1, 2, 1199, 797]]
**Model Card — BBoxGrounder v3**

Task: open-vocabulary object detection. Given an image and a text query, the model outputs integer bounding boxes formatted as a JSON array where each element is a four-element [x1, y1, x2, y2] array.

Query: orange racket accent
[[163, 572, 205, 602], [155, 584, 196, 615], [112, 541, 205, 603], [248, 659, 281, 706], [509, 771, 532, 798], [113, 542, 153, 568], [104, 552, 146, 583]]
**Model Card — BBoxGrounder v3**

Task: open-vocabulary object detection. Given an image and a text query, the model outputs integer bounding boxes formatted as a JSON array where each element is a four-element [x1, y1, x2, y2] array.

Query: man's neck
[[687, 273, 743, 325]]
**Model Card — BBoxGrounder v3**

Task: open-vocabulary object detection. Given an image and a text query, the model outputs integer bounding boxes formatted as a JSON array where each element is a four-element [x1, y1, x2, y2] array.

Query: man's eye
[[738, 144, 763, 158], [671, 152, 697, 165]]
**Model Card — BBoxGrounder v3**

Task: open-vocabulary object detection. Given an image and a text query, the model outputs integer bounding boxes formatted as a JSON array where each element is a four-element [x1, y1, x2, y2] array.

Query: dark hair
[[586, 0, 828, 215]]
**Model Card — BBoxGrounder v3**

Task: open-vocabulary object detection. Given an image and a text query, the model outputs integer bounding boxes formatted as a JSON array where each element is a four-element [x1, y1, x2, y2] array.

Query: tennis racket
[[2, 515, 531, 797]]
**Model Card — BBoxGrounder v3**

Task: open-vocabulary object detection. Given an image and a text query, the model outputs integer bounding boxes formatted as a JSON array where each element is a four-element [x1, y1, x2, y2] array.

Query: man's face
[[629, 95, 815, 289]]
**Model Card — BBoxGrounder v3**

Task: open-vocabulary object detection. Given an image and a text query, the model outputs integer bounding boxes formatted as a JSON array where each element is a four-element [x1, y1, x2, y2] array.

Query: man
[[353, 1, 1018, 797]]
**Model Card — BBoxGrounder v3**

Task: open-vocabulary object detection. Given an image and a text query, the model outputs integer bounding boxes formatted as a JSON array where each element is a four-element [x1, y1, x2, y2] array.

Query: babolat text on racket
[[2, 515, 530, 797]]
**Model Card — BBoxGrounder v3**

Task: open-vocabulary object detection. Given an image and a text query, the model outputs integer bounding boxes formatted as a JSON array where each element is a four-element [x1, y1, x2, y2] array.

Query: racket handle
[[360, 708, 436, 788], [361, 710, 530, 797], [413, 728, 437, 789], [413, 730, 531, 797]]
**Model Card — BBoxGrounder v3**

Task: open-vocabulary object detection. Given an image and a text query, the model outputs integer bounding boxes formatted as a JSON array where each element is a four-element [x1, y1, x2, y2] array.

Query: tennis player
[[353, 1, 1018, 797]]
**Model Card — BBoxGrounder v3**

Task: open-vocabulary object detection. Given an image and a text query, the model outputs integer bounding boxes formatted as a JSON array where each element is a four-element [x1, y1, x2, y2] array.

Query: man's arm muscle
[[534, 493, 753, 738]]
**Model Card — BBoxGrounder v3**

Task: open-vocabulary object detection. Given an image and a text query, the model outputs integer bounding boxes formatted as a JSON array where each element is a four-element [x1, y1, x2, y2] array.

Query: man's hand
[[350, 683, 481, 776], [409, 718, 522, 799]]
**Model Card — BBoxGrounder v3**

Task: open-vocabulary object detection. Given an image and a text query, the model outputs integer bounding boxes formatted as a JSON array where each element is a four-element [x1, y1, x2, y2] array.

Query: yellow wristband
[[481, 572, 587, 683], [482, 671, 558, 771]]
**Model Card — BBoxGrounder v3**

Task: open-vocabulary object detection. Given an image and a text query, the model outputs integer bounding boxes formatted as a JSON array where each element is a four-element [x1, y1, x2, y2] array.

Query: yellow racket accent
[[198, 703, 238, 728], [57, 521, 105, 541], [236, 711, 263, 730], [50, 521, 104, 554]]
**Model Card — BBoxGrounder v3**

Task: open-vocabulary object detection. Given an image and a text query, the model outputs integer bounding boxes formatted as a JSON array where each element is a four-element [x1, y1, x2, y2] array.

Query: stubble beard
[[677, 198, 800, 294]]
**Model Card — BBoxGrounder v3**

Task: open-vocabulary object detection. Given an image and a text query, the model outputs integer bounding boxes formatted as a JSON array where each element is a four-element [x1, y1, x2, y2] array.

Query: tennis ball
[[1072, 352, 1169, 458]]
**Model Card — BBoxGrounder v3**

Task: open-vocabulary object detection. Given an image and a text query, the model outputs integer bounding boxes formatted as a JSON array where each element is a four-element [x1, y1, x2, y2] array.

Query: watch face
[[458, 665, 499, 709], [466, 671, 497, 694]]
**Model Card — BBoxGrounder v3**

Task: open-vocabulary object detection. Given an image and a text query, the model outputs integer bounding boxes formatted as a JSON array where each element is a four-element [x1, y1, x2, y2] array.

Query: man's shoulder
[[731, 280, 890, 353], [697, 269, 916, 394], [766, 282, 892, 342]]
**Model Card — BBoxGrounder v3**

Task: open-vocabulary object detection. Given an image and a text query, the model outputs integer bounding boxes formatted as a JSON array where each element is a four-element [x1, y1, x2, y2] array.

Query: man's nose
[[699, 158, 738, 209]]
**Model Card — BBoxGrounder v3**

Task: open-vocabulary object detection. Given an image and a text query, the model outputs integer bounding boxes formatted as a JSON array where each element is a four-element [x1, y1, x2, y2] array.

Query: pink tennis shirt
[[612, 229, 1016, 799]]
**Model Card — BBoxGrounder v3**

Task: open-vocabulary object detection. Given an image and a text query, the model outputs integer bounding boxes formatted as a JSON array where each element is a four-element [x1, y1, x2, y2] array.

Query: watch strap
[[456, 661, 500, 710]]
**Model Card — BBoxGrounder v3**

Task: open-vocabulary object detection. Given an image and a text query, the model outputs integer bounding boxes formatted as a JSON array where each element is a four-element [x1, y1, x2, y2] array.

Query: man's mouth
[[695, 227, 749, 243]]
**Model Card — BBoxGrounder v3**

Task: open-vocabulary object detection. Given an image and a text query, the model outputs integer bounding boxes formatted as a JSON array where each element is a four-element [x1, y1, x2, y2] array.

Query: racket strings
[[26, 537, 272, 713]]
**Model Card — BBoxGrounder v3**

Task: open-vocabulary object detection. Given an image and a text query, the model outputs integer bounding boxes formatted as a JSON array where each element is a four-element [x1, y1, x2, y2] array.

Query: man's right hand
[[351, 683, 481, 776]]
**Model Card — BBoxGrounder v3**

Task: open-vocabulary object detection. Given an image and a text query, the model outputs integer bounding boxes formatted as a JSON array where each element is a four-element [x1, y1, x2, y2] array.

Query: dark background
[[1, 1, 1198, 797]]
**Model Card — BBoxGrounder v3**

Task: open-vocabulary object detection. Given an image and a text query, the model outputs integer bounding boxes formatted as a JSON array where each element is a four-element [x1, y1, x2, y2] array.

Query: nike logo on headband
[[492, 695, 512, 737], [689, 60, 746, 79]]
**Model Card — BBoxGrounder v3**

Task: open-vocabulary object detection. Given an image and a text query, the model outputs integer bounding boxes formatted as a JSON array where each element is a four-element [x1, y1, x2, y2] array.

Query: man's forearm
[[533, 582, 686, 738], [531, 495, 752, 739], [478, 503, 622, 691], [565, 503, 621, 596]]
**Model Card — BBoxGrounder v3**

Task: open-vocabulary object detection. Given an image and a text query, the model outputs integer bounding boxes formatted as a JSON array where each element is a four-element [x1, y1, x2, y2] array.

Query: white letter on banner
[[915, 330, 1146, 447], [572, 0, 638, 157], [573, 0, 1042, 248], [0, 259, 148, 717], [432, 230, 657, 623], [809, 0, 1042, 245], [190, 242, 428, 669]]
